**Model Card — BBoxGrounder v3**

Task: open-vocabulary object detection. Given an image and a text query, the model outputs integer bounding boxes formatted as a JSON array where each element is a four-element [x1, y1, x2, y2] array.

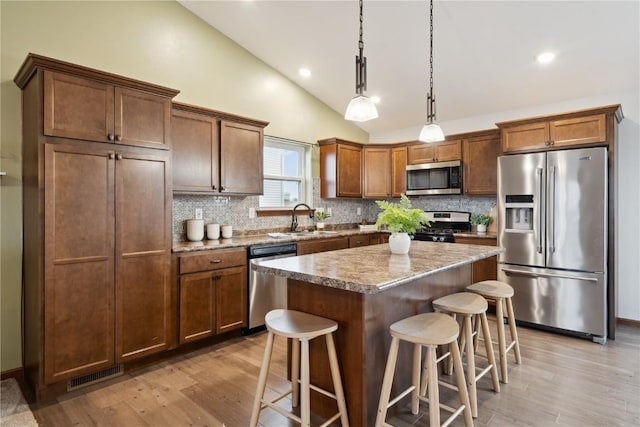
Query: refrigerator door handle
[[536, 167, 544, 254], [549, 166, 556, 253], [500, 267, 599, 282]]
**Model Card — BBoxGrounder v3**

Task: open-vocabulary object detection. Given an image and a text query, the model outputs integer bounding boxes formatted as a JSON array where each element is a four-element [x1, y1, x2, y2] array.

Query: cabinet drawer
[[179, 248, 246, 274], [349, 235, 370, 248]]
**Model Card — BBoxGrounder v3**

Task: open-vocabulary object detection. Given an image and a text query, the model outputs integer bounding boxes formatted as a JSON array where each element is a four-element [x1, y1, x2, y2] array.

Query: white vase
[[316, 222, 325, 230], [477, 224, 487, 234], [388, 232, 411, 254]]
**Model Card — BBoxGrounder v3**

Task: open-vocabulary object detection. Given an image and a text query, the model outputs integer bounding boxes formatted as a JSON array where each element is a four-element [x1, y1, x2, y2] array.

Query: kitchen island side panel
[[288, 264, 472, 426]]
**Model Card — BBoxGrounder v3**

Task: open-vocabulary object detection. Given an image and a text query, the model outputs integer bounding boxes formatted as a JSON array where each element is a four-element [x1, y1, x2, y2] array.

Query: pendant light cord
[[355, 0, 366, 95], [427, 0, 436, 123]]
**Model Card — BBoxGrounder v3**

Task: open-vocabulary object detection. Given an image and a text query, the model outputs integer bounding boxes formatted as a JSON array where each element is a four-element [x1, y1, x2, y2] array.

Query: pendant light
[[418, 0, 445, 142], [344, 0, 378, 122]]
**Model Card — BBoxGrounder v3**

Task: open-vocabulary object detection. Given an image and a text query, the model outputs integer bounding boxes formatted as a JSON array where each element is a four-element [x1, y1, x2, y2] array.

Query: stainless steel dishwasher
[[246, 242, 297, 332]]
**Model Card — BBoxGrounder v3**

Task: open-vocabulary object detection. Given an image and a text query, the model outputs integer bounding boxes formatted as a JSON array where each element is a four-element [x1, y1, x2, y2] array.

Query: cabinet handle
[[220, 186, 225, 191], [210, 259, 222, 264], [116, 154, 123, 160], [109, 153, 115, 160], [116, 135, 123, 142], [212, 185, 217, 190], [213, 275, 221, 280], [108, 133, 115, 142]]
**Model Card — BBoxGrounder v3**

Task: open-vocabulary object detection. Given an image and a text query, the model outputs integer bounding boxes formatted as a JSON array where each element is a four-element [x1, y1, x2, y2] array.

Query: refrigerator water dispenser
[[504, 195, 534, 231]]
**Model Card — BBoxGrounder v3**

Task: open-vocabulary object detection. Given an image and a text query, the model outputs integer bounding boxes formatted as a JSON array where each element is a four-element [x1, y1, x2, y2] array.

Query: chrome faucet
[[290, 203, 314, 232]]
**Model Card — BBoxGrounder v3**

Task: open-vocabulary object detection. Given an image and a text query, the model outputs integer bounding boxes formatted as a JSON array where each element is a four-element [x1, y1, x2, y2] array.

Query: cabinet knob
[[116, 135, 123, 142], [109, 153, 115, 160], [220, 186, 225, 191], [107, 133, 115, 142], [210, 259, 222, 264], [116, 154, 123, 160], [212, 185, 217, 190]]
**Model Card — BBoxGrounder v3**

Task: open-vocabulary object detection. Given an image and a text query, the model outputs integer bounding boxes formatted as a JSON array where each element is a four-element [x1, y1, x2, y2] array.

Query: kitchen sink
[[268, 230, 337, 239]]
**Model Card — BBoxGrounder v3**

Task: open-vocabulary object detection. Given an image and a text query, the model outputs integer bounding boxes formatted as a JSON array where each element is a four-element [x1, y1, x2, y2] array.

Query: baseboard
[[617, 317, 640, 328], [1, 367, 24, 381]]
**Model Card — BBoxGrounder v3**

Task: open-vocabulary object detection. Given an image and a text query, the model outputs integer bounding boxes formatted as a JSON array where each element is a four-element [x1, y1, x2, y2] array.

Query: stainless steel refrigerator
[[497, 147, 608, 343]]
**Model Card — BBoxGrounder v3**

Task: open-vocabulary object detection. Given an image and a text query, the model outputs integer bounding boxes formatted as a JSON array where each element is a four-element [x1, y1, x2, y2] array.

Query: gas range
[[414, 211, 471, 243]]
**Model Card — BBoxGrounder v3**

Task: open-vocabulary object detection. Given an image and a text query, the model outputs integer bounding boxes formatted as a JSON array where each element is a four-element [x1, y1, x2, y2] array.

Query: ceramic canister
[[207, 223, 220, 240], [186, 219, 205, 241], [221, 224, 233, 239]]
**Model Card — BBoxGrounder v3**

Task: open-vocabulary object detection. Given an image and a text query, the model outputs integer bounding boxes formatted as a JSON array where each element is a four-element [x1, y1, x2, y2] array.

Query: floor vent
[[67, 365, 124, 392]]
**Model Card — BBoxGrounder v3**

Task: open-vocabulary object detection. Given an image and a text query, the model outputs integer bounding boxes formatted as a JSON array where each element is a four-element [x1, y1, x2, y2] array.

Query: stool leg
[[506, 297, 522, 364], [462, 314, 478, 418], [300, 338, 311, 427], [412, 343, 422, 415], [325, 333, 350, 427], [292, 337, 300, 407], [375, 336, 400, 427], [480, 312, 501, 393], [495, 296, 509, 384], [473, 314, 481, 353], [450, 341, 473, 427], [426, 345, 440, 427], [250, 331, 275, 427]]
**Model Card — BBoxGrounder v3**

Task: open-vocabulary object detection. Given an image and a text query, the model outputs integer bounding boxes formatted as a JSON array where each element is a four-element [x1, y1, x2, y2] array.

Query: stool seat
[[467, 280, 514, 299], [266, 309, 338, 338], [433, 292, 487, 314], [390, 313, 459, 345]]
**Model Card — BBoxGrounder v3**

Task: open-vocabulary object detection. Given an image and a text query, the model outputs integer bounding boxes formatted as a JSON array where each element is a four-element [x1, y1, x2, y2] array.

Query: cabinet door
[[435, 140, 462, 162], [43, 71, 115, 143], [337, 144, 362, 197], [407, 144, 435, 164], [297, 237, 350, 255], [216, 267, 247, 334], [115, 87, 171, 150], [349, 235, 370, 248], [220, 120, 263, 194], [549, 114, 606, 147], [43, 144, 115, 384], [363, 147, 390, 198], [180, 272, 216, 344], [171, 109, 219, 192], [501, 122, 549, 153], [463, 134, 500, 196], [391, 146, 407, 197], [115, 150, 171, 362]]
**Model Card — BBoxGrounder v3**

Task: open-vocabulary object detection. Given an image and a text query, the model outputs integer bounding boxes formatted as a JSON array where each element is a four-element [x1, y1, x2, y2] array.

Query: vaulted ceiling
[[179, 1, 639, 136]]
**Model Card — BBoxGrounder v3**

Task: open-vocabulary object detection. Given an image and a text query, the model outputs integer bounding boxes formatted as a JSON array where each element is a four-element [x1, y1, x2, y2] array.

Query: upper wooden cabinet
[[391, 145, 407, 197], [407, 139, 461, 164], [497, 108, 618, 153], [319, 138, 363, 198], [363, 146, 391, 198], [171, 103, 268, 195], [14, 54, 178, 149], [462, 130, 501, 196]]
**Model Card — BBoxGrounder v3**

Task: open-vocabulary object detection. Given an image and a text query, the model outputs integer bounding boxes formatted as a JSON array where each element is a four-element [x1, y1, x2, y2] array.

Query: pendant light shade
[[345, 0, 378, 122], [418, 0, 445, 143], [345, 95, 378, 122]]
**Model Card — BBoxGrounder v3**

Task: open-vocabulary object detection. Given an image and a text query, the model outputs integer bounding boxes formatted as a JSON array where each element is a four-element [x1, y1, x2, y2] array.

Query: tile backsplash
[[173, 178, 496, 241]]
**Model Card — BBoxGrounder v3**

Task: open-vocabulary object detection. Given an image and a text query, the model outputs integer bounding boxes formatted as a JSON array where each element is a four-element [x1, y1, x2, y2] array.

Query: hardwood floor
[[30, 321, 639, 426]]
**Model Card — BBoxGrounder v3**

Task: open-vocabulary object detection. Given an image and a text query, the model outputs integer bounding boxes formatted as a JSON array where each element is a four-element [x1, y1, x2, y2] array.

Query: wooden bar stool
[[467, 280, 522, 384], [375, 313, 473, 427], [250, 309, 349, 427], [432, 292, 500, 418]]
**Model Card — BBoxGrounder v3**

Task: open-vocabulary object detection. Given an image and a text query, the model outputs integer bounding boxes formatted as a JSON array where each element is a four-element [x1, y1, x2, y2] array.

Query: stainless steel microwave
[[405, 160, 463, 195]]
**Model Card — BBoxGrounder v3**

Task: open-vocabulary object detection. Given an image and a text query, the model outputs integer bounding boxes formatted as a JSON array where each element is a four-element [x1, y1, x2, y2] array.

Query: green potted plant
[[314, 210, 330, 229], [375, 194, 431, 254], [471, 213, 493, 234]]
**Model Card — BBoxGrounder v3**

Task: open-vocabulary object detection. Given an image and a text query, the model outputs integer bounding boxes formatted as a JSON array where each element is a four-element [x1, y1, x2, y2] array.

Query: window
[[259, 136, 312, 208]]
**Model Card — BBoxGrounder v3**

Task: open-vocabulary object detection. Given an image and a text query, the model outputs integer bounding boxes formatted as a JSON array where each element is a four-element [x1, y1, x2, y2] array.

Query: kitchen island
[[253, 241, 503, 426]]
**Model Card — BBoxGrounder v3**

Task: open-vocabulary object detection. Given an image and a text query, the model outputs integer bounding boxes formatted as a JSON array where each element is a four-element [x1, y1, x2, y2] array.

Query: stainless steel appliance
[[414, 211, 471, 242], [497, 147, 608, 343], [406, 160, 463, 195], [247, 242, 297, 332]]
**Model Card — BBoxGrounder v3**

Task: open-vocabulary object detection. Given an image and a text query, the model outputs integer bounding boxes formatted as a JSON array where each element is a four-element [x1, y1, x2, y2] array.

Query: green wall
[[0, 1, 367, 373]]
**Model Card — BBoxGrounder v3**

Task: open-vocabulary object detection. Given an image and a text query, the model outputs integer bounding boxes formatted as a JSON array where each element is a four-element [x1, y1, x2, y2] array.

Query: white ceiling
[[178, 1, 639, 136]]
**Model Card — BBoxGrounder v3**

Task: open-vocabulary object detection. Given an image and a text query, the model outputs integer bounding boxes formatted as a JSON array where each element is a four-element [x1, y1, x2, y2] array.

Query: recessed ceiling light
[[537, 52, 555, 64], [370, 96, 381, 104], [298, 68, 311, 78]]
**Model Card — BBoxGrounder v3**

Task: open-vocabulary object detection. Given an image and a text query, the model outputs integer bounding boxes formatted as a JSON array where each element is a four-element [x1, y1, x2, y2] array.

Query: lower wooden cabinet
[[177, 248, 247, 344], [297, 237, 349, 255], [456, 237, 497, 282]]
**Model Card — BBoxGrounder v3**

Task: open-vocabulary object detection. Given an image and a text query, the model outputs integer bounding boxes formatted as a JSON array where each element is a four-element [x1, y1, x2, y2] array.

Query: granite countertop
[[172, 228, 384, 253], [252, 241, 504, 294], [455, 231, 498, 239]]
